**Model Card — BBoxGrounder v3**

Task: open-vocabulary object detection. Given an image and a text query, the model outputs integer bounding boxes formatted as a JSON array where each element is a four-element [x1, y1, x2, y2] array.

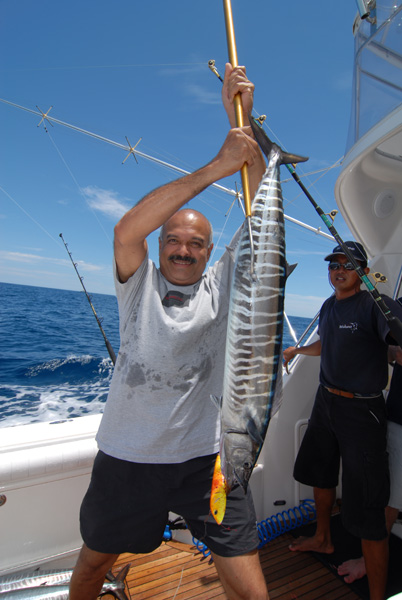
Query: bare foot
[[289, 535, 334, 554], [337, 557, 366, 583]]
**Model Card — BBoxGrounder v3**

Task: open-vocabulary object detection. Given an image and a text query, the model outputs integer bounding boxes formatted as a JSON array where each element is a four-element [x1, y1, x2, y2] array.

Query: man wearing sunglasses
[[283, 241, 402, 600]]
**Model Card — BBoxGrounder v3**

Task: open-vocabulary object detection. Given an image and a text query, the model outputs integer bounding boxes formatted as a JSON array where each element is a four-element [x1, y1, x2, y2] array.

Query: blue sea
[[0, 282, 313, 428]]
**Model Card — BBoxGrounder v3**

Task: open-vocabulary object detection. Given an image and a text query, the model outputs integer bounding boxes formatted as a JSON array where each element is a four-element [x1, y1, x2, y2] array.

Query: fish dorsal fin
[[249, 115, 308, 166], [286, 261, 298, 278]]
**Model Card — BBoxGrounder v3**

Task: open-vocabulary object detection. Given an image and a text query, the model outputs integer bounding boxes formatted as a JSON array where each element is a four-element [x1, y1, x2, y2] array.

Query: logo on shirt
[[339, 322, 358, 333], [162, 291, 191, 307]]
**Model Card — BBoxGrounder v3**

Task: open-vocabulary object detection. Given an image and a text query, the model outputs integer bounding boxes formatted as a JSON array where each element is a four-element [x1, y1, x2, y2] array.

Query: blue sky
[[0, 0, 358, 318]]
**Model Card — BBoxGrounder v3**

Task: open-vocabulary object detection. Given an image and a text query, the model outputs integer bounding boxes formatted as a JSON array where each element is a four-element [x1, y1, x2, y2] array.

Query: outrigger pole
[[222, 0, 252, 218], [59, 233, 117, 365], [222, 0, 257, 276]]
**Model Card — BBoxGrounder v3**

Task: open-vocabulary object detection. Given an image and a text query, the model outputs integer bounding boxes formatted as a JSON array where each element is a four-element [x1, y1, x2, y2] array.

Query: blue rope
[[257, 499, 316, 548], [192, 537, 212, 561]]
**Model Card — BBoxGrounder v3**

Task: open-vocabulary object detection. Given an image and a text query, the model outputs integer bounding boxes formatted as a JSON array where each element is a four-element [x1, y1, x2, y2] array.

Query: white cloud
[[184, 84, 221, 106], [82, 186, 131, 219], [285, 248, 330, 258], [0, 251, 102, 272]]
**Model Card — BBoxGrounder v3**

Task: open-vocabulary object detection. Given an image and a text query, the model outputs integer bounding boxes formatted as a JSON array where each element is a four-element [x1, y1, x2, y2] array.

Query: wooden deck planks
[[107, 532, 360, 600]]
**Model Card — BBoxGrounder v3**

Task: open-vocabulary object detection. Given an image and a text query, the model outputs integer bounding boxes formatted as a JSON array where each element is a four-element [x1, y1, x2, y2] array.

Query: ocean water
[[0, 281, 314, 428]]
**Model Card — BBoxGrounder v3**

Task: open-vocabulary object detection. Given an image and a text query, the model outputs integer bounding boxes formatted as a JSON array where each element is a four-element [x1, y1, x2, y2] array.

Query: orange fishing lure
[[210, 453, 227, 525]]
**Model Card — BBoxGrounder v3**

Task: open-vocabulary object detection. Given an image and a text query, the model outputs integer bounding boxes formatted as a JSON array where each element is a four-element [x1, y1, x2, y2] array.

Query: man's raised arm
[[114, 126, 262, 283], [114, 64, 265, 283]]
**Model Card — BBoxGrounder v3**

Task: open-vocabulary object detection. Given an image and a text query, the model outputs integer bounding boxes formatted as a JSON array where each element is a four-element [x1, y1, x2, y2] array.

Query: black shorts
[[80, 451, 259, 557], [294, 385, 389, 540]]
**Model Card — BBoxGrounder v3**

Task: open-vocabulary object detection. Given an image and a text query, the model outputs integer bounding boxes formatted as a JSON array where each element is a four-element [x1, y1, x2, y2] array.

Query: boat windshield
[[346, 2, 402, 152]]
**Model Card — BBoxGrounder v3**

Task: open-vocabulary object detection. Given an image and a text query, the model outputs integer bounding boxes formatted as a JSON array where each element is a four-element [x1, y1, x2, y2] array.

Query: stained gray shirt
[[96, 235, 239, 464]]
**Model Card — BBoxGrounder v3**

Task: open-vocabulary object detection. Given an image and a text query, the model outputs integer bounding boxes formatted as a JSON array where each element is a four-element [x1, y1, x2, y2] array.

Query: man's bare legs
[[288, 489, 392, 599], [361, 537, 388, 600], [69, 544, 119, 600], [338, 506, 399, 583], [289, 486, 335, 554], [70, 544, 270, 600], [212, 550, 270, 600]]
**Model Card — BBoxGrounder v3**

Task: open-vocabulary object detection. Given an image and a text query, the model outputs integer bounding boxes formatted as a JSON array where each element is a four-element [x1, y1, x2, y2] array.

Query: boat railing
[[393, 266, 402, 300], [284, 311, 320, 374], [346, 2, 402, 151]]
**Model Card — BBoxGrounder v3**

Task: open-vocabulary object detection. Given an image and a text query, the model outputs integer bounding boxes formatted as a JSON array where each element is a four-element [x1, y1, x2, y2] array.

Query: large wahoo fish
[[210, 117, 308, 524]]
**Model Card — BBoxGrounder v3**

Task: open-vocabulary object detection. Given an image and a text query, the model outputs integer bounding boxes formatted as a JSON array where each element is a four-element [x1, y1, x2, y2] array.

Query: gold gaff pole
[[222, 0, 252, 218]]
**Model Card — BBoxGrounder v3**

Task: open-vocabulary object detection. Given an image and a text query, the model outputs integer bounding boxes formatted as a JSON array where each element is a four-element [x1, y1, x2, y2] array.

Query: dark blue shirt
[[318, 291, 402, 395]]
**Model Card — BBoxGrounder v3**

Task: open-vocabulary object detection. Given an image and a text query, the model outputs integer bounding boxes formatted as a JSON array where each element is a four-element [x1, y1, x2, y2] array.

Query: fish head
[[221, 432, 255, 493]]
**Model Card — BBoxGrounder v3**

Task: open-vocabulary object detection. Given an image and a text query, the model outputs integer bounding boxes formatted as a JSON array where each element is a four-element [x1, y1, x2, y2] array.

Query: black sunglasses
[[328, 262, 355, 271]]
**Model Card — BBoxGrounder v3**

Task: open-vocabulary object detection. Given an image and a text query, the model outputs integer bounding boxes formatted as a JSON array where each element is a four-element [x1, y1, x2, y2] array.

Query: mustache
[[168, 254, 197, 265]]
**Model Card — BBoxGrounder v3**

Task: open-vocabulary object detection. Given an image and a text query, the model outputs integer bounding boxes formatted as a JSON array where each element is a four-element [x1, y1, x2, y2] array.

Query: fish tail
[[104, 564, 131, 600], [110, 587, 130, 600], [210, 454, 227, 525], [249, 115, 308, 165]]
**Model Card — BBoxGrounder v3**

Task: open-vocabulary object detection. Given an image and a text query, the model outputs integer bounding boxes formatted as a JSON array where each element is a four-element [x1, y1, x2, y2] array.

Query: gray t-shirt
[[96, 235, 239, 464]]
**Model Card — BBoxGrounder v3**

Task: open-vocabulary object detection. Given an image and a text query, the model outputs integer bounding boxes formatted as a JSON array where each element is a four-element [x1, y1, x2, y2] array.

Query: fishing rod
[[209, 61, 402, 346], [284, 161, 402, 347], [59, 233, 116, 365]]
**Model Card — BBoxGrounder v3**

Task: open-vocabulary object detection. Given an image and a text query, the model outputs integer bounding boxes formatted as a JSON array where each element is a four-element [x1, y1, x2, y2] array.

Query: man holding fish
[[69, 65, 271, 600]]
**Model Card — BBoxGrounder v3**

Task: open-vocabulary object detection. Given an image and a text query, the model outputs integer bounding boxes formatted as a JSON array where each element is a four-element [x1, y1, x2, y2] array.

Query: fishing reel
[[326, 209, 338, 222], [370, 271, 387, 288]]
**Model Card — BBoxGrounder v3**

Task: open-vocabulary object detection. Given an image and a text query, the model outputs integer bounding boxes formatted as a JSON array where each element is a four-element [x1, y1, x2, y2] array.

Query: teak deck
[[107, 532, 360, 600]]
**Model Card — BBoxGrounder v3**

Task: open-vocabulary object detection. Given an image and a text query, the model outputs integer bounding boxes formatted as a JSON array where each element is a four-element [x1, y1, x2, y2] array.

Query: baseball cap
[[324, 241, 368, 268]]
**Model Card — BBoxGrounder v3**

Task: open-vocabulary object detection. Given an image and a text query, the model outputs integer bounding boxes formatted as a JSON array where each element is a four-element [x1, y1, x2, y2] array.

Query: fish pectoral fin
[[246, 418, 264, 445], [225, 244, 236, 260], [210, 394, 222, 410], [233, 467, 250, 492]]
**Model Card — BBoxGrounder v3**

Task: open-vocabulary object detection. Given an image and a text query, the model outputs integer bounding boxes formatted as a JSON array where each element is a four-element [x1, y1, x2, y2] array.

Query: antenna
[[36, 105, 54, 131], [122, 136, 142, 164]]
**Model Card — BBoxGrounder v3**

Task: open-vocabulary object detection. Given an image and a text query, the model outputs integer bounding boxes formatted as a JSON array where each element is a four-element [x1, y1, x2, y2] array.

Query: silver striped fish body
[[0, 586, 70, 599], [220, 144, 286, 492], [0, 571, 73, 594], [0, 581, 127, 600]]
